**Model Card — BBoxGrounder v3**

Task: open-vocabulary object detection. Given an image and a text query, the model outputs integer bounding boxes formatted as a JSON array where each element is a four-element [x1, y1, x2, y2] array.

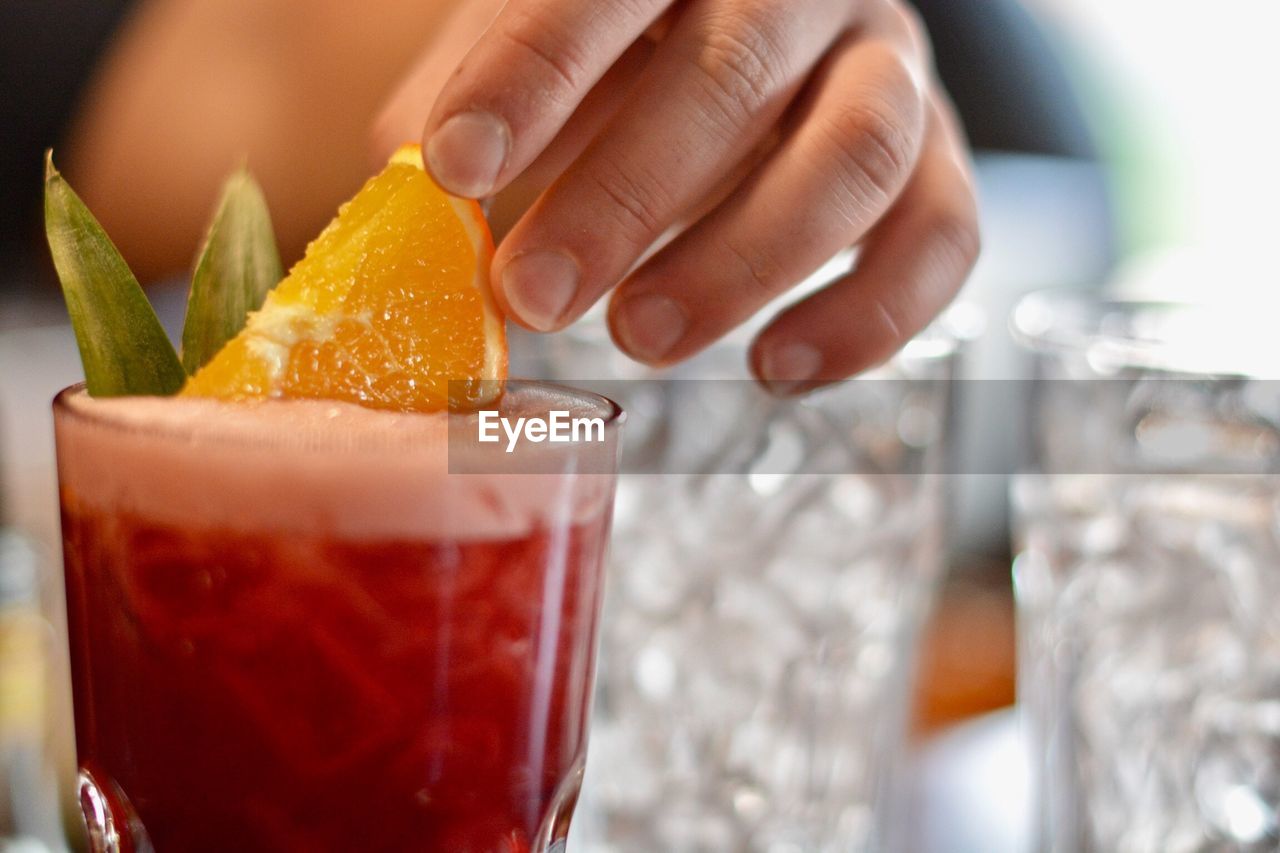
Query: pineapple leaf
[[43, 151, 186, 397], [182, 169, 282, 374]]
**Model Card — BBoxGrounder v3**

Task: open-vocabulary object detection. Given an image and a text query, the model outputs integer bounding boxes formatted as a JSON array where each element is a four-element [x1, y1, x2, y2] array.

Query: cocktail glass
[[53, 382, 622, 852]]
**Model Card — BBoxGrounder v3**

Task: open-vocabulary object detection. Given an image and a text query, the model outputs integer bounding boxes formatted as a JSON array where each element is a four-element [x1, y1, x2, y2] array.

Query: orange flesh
[[184, 146, 505, 411]]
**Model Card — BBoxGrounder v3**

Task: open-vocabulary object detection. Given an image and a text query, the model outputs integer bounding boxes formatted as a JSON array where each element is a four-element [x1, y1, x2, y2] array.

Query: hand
[[381, 0, 979, 392]]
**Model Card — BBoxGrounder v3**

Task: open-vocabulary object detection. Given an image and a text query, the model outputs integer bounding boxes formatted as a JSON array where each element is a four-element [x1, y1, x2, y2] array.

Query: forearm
[[63, 0, 458, 282]]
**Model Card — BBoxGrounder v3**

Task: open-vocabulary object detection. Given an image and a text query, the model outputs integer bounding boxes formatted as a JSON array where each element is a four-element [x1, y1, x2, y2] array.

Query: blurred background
[[2, 0, 1278, 849]]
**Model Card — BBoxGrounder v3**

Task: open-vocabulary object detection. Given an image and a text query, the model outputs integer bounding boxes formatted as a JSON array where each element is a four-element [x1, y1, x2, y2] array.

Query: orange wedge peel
[[183, 144, 506, 411]]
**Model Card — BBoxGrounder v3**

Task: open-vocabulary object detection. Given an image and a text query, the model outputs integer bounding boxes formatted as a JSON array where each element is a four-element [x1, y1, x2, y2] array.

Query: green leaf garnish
[[181, 169, 282, 374], [43, 151, 186, 397]]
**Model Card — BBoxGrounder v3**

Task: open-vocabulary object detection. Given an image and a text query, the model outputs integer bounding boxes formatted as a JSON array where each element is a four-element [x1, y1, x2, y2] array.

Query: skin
[[69, 0, 979, 390], [65, 0, 458, 279]]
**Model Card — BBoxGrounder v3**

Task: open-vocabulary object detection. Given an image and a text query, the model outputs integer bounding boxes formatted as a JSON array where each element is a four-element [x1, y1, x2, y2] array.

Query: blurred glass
[[0, 389, 70, 852], [1012, 292, 1280, 852], [533, 320, 959, 852], [0, 529, 67, 852], [0, 327, 91, 853]]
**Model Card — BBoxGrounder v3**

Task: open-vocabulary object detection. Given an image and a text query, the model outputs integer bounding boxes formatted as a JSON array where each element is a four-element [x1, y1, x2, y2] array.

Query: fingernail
[[426, 111, 510, 198], [501, 250, 580, 331], [613, 293, 688, 362], [759, 341, 822, 394]]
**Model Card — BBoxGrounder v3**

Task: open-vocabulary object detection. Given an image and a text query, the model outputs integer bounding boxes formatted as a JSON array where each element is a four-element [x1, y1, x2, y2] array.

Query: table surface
[[908, 708, 1032, 853]]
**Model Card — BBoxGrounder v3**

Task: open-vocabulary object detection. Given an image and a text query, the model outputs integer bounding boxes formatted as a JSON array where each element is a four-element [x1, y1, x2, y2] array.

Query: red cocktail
[[54, 384, 621, 852]]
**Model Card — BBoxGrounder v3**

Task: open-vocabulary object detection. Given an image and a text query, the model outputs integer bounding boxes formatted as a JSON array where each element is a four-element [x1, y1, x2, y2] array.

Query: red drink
[[54, 386, 621, 852]]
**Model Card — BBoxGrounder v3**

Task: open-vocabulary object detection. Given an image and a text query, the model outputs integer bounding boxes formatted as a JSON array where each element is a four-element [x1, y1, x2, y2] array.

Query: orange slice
[[183, 144, 506, 411]]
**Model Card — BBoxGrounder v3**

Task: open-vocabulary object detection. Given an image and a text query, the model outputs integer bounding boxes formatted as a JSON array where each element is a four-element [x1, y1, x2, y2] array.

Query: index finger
[[423, 0, 669, 198]]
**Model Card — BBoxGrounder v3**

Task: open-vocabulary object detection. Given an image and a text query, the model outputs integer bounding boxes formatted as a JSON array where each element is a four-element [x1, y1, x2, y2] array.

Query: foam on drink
[[55, 385, 619, 540]]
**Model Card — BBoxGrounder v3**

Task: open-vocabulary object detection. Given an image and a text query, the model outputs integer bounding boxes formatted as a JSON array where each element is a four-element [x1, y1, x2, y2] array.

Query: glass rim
[[1010, 289, 1277, 378], [53, 379, 625, 449]]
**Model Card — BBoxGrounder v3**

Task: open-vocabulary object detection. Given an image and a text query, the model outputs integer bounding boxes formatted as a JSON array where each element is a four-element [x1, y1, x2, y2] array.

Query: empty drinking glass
[[536, 320, 960, 852], [1012, 292, 1280, 852]]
